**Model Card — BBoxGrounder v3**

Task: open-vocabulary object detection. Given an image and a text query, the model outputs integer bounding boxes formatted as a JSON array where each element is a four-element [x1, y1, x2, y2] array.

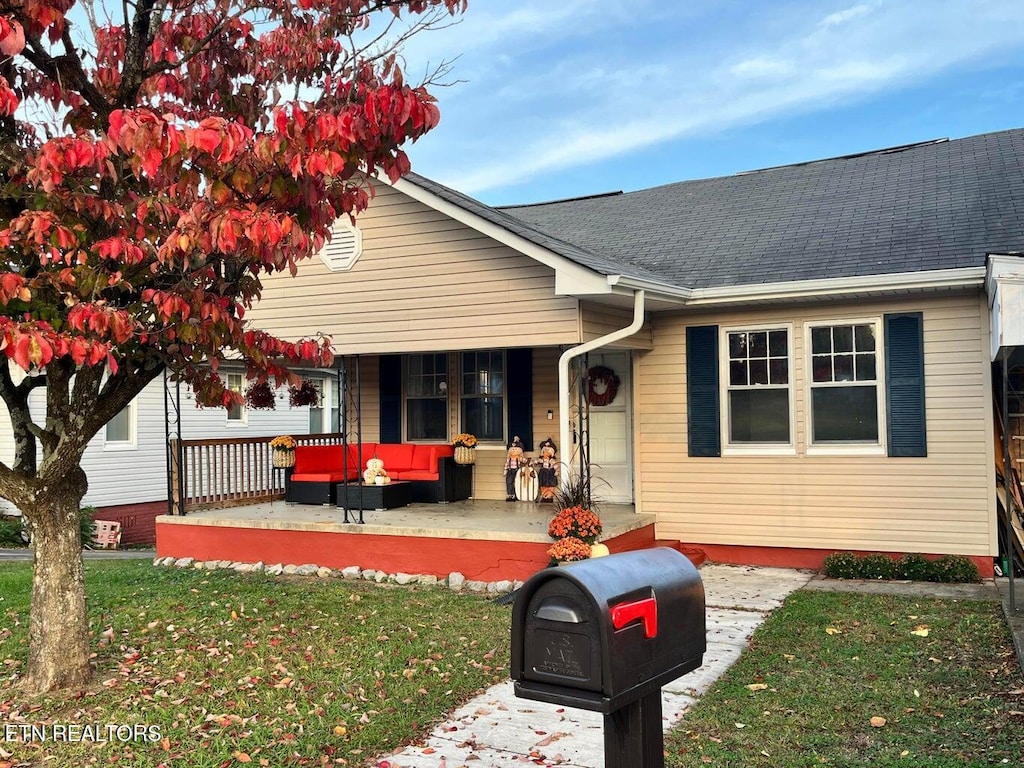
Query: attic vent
[[318, 218, 362, 272]]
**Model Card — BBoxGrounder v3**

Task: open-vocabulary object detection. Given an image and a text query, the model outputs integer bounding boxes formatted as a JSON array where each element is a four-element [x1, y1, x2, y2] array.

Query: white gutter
[[558, 290, 645, 488], [610, 266, 985, 306]]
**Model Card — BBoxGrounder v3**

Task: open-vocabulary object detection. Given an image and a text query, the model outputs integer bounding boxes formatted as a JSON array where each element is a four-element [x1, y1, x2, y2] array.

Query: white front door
[[587, 353, 633, 504]]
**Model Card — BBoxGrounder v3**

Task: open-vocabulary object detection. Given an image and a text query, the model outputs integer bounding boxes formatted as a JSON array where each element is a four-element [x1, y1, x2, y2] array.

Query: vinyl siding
[[636, 291, 996, 557], [580, 301, 653, 349], [249, 184, 581, 354]]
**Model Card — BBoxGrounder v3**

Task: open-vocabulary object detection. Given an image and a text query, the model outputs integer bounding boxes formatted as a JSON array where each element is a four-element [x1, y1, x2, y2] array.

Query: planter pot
[[273, 449, 295, 468], [454, 446, 476, 465]]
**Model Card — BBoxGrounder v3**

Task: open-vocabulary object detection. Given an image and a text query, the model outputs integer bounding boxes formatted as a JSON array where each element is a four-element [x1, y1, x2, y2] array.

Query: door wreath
[[587, 365, 620, 407]]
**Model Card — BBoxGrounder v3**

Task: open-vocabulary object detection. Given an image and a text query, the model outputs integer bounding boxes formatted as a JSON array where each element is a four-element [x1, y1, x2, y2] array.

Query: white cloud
[[401, 0, 1024, 195], [819, 2, 880, 29]]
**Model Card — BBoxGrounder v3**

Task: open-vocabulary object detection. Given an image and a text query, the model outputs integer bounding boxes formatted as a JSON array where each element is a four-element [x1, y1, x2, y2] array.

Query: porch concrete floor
[[161, 498, 651, 543]]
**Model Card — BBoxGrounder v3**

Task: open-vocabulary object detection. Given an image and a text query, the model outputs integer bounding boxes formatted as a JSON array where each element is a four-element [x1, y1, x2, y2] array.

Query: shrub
[[822, 552, 862, 579], [859, 553, 897, 580], [897, 553, 933, 581], [0, 515, 24, 547], [79, 506, 96, 547], [824, 551, 980, 583], [928, 555, 980, 583]]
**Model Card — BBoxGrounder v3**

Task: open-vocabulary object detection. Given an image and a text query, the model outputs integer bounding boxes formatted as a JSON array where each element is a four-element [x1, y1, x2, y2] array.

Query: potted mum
[[269, 435, 297, 468], [452, 433, 478, 465], [547, 505, 603, 544], [547, 536, 592, 564]]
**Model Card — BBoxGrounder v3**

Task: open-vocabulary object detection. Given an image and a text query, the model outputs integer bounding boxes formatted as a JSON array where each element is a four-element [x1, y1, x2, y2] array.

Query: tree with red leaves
[[0, 0, 465, 694]]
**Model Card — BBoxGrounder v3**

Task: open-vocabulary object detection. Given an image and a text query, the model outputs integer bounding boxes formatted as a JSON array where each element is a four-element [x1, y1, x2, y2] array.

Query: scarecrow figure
[[535, 437, 559, 503], [503, 436, 526, 501]]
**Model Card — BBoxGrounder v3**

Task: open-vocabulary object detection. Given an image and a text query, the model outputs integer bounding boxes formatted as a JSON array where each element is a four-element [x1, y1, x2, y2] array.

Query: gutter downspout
[[558, 290, 646, 487]]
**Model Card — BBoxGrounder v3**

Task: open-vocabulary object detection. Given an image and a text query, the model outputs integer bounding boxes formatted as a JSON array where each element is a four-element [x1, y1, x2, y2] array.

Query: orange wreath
[[587, 365, 620, 407]]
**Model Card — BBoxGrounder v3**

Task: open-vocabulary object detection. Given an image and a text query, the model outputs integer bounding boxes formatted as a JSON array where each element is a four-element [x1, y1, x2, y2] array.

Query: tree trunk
[[22, 481, 91, 694]]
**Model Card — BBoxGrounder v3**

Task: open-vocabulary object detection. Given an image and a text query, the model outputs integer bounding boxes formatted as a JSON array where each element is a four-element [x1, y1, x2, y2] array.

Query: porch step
[[647, 539, 708, 568]]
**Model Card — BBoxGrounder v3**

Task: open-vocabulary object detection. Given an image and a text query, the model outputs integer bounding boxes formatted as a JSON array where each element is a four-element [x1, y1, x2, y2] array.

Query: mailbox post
[[511, 547, 705, 768]]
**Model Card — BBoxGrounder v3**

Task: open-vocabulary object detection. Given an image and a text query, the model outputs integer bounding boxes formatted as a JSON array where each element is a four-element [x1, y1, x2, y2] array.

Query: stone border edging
[[152, 556, 524, 594]]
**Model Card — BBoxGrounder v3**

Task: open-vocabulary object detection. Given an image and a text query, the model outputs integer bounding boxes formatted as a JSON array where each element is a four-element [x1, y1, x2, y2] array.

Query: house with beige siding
[[238, 128, 1024, 577]]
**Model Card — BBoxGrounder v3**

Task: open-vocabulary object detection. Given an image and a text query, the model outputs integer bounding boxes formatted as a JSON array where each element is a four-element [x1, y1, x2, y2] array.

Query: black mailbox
[[511, 547, 705, 715]]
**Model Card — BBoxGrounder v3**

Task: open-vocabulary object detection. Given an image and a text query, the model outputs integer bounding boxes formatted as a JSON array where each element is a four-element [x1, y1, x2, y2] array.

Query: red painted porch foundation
[[156, 520, 659, 582], [691, 542, 995, 579]]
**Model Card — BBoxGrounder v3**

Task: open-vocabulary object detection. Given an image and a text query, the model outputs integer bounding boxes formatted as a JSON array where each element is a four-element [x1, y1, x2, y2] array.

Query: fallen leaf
[[825, 626, 842, 635], [746, 683, 769, 691], [870, 716, 887, 728], [910, 626, 930, 637], [233, 751, 252, 763]]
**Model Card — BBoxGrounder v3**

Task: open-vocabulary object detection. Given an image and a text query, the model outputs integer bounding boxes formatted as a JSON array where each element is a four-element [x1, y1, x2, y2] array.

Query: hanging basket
[[454, 446, 476, 465], [273, 449, 295, 468]]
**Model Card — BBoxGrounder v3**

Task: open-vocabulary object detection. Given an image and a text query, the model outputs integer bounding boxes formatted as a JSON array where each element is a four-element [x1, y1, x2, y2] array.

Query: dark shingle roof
[[403, 172, 669, 283], [491, 129, 1024, 290]]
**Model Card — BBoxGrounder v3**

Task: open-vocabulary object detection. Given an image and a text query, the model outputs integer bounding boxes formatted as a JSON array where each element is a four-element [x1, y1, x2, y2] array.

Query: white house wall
[[0, 372, 320, 514]]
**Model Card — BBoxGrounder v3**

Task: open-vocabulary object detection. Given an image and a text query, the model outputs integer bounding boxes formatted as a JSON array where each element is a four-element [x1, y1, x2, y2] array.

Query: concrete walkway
[[377, 565, 813, 767]]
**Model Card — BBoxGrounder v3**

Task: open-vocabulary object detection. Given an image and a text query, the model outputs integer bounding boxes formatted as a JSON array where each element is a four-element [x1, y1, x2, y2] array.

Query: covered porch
[[155, 498, 669, 582]]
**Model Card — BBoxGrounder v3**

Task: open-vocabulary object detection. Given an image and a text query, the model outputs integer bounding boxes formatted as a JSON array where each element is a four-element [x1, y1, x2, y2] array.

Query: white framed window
[[308, 378, 340, 433], [226, 372, 247, 424], [806, 319, 885, 453], [405, 353, 449, 441], [720, 325, 794, 454], [460, 350, 505, 443], [104, 401, 137, 450]]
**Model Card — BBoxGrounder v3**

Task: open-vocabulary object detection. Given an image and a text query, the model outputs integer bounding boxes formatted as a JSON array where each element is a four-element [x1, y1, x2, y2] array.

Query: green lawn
[[0, 560, 511, 767], [666, 591, 1023, 768]]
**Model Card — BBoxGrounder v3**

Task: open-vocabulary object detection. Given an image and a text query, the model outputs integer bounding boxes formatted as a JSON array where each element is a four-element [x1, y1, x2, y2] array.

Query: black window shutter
[[884, 313, 927, 457], [506, 348, 533, 448], [686, 325, 720, 457], [378, 354, 402, 443]]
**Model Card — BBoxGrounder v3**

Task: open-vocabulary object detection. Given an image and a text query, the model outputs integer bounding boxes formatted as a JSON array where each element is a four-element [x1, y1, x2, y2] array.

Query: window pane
[[749, 359, 768, 385], [749, 331, 767, 357], [407, 399, 448, 441], [811, 326, 831, 354], [729, 332, 746, 359], [309, 407, 323, 433], [811, 386, 878, 442], [812, 355, 832, 382], [729, 360, 747, 386], [768, 330, 787, 357], [855, 324, 876, 352], [769, 358, 788, 385], [729, 389, 790, 442], [856, 353, 876, 381], [834, 354, 854, 381], [227, 374, 243, 421], [462, 396, 503, 441], [106, 407, 130, 442], [833, 326, 853, 353]]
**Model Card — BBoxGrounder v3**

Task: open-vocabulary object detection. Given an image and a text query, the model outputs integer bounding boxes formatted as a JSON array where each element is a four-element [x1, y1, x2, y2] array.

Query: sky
[[392, 0, 1024, 207]]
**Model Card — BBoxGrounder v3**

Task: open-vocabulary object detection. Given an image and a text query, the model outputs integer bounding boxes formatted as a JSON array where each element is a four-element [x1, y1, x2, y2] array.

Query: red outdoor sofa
[[285, 443, 473, 506]]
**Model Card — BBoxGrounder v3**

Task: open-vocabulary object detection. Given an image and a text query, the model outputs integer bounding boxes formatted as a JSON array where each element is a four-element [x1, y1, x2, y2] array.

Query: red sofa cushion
[[411, 444, 433, 470], [345, 443, 377, 472], [294, 445, 342, 474], [291, 472, 352, 482], [376, 443, 416, 473], [394, 469, 440, 481]]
